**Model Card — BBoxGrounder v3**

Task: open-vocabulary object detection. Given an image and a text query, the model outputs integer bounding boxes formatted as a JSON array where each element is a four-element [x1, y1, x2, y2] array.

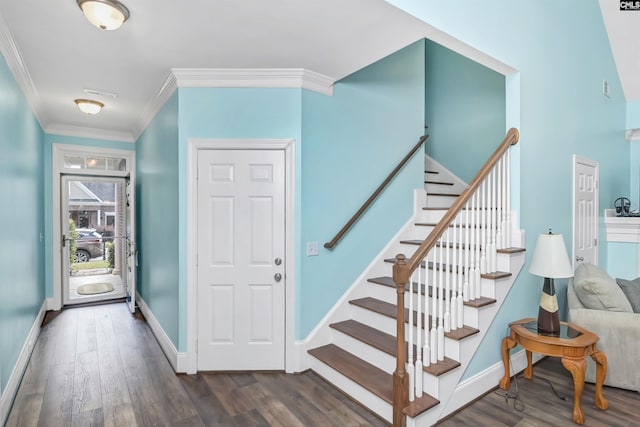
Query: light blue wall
[[177, 87, 302, 349], [299, 40, 425, 337], [627, 100, 640, 129], [0, 55, 45, 392], [424, 39, 505, 183], [387, 0, 628, 379], [42, 134, 134, 300], [136, 92, 180, 346], [607, 242, 637, 279]]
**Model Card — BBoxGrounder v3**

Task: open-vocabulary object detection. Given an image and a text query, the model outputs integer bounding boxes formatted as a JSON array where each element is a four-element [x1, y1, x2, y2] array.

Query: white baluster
[[437, 231, 445, 361], [496, 157, 504, 250], [474, 190, 482, 299], [415, 266, 423, 397], [490, 168, 498, 273], [444, 228, 451, 333], [430, 242, 438, 364], [424, 249, 430, 367], [505, 149, 512, 248], [463, 200, 470, 303], [468, 192, 476, 300], [407, 270, 415, 401], [450, 216, 458, 331], [480, 178, 487, 274]]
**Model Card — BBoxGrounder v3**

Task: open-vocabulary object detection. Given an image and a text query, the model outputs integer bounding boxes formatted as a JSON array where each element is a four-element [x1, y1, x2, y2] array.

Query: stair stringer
[[302, 189, 428, 368], [408, 250, 526, 427]]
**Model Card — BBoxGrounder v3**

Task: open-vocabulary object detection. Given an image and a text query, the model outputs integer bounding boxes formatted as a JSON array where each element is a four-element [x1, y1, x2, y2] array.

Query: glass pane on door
[[63, 176, 128, 304]]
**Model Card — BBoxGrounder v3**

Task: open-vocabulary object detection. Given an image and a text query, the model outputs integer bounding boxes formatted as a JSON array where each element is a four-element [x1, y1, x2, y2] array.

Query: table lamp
[[528, 230, 574, 336]]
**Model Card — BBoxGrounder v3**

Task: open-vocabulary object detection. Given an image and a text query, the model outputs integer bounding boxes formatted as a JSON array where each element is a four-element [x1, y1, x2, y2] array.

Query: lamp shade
[[528, 232, 573, 278], [77, 0, 130, 30]]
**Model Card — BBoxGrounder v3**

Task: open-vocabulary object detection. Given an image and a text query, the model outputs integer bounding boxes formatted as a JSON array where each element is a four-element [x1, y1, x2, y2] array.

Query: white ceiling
[[0, 1, 637, 143]]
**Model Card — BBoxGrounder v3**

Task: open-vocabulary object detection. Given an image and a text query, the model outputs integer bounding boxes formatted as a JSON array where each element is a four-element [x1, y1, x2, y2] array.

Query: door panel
[[573, 156, 599, 267], [197, 149, 285, 370]]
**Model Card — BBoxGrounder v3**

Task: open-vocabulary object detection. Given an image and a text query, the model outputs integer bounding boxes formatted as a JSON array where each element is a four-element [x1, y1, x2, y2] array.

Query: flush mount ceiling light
[[77, 0, 130, 30], [74, 99, 104, 115]]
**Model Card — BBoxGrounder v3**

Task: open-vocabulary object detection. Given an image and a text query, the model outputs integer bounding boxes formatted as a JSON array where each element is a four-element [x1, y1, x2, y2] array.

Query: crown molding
[[45, 123, 135, 143], [134, 71, 178, 141], [171, 68, 335, 96], [626, 128, 640, 141], [0, 13, 45, 129]]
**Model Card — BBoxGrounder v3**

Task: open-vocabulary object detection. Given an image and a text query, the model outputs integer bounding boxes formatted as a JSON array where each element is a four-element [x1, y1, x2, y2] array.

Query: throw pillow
[[615, 277, 640, 313], [573, 263, 633, 312]]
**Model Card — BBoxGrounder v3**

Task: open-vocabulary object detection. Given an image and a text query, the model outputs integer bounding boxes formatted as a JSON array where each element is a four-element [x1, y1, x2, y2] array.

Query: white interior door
[[197, 149, 286, 370], [573, 155, 599, 267]]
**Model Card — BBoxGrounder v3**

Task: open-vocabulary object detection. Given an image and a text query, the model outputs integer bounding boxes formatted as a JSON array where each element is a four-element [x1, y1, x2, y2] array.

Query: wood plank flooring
[[6, 301, 640, 426], [6, 302, 386, 427], [437, 357, 640, 427]]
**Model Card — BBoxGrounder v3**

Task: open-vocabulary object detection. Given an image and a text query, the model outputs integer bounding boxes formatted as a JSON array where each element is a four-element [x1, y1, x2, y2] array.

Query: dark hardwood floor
[[6, 301, 640, 426], [438, 357, 640, 427], [6, 302, 386, 427]]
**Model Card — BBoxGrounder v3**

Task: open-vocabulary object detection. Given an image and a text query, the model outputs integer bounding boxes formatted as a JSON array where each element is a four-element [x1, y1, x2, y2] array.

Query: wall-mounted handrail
[[324, 134, 429, 250]]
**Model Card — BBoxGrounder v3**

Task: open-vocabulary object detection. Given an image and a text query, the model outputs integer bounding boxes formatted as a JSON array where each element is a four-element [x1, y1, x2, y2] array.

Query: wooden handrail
[[391, 127, 519, 427], [393, 128, 519, 284], [324, 134, 429, 250]]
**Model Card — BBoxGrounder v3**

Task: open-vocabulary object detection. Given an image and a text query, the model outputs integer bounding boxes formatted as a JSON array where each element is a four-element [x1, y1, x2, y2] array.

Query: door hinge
[[594, 238, 598, 246], [195, 339, 198, 353]]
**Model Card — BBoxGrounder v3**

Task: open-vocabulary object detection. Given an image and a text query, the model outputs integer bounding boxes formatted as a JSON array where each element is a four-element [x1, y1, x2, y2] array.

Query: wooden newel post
[[392, 253, 410, 427]]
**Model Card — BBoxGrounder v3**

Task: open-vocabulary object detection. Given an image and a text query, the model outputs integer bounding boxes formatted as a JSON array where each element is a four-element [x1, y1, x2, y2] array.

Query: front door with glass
[[61, 175, 133, 306]]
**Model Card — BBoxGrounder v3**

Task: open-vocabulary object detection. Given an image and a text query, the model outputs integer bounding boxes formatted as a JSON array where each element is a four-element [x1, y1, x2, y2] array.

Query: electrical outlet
[[306, 241, 319, 256]]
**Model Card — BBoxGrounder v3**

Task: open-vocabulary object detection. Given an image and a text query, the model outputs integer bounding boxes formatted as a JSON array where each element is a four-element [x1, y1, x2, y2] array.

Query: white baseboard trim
[[136, 293, 188, 373], [0, 300, 47, 426], [440, 349, 544, 420]]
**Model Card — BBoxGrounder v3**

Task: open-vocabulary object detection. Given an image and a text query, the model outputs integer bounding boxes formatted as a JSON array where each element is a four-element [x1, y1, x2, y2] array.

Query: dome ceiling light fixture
[[76, 0, 130, 31], [74, 99, 104, 115]]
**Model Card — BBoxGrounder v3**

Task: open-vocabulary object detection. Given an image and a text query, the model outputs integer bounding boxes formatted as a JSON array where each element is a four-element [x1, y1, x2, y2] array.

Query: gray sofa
[[567, 262, 640, 392]]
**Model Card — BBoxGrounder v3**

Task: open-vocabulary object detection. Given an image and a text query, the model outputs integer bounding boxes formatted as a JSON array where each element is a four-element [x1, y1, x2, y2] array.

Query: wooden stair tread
[[400, 240, 480, 249], [308, 344, 392, 403], [382, 258, 512, 280], [330, 320, 461, 377], [425, 170, 439, 174], [403, 393, 440, 418], [367, 276, 496, 308], [349, 297, 479, 340], [426, 193, 459, 197], [425, 180, 454, 185], [399, 240, 525, 255]]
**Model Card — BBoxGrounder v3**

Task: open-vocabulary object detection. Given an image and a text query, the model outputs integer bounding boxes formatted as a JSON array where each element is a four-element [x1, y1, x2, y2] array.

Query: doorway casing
[[186, 138, 296, 374], [51, 144, 136, 311]]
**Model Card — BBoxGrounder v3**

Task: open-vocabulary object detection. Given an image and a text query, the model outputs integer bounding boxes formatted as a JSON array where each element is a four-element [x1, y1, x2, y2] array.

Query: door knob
[[576, 256, 584, 261], [275, 258, 282, 266], [274, 273, 282, 282]]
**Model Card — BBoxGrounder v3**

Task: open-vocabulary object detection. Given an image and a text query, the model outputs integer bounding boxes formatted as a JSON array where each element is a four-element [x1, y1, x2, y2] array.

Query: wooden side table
[[499, 318, 608, 425]]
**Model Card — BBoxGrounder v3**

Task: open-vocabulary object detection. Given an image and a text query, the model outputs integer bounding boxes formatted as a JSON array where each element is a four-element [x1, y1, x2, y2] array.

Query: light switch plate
[[306, 241, 319, 256]]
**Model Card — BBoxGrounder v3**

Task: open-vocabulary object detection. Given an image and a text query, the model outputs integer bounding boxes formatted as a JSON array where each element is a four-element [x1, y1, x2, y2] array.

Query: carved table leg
[[499, 337, 517, 389], [523, 350, 533, 379], [561, 357, 587, 425], [591, 351, 609, 410]]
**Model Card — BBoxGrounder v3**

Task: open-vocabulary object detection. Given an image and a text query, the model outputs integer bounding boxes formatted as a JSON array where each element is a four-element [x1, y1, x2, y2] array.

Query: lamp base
[[537, 277, 560, 336]]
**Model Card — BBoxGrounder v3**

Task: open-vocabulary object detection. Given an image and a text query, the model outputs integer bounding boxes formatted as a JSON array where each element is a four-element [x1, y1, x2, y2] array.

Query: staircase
[[306, 129, 524, 426]]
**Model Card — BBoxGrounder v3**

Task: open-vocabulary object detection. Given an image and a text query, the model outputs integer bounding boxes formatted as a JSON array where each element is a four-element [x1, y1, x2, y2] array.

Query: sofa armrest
[[569, 307, 640, 339]]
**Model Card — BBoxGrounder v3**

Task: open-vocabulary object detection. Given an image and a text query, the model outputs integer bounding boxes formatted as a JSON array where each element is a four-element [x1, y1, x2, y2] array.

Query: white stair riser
[[426, 194, 459, 207], [332, 329, 396, 374]]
